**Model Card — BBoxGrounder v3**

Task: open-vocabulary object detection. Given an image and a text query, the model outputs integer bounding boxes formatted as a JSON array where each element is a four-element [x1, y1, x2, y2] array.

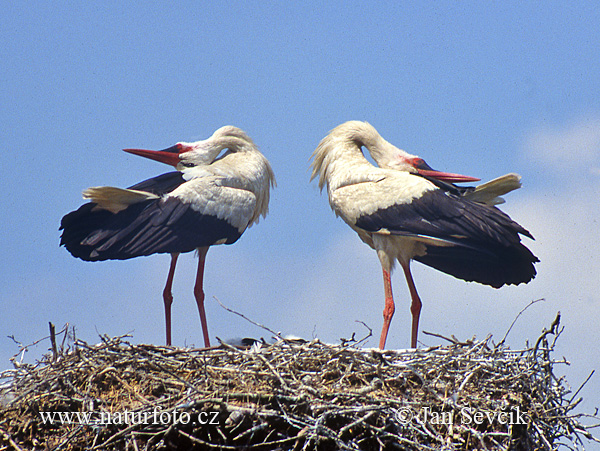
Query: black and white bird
[[311, 121, 538, 349], [60, 126, 275, 347]]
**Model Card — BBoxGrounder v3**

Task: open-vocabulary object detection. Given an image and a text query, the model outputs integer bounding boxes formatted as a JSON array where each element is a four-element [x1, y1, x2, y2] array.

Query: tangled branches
[[0, 314, 597, 450]]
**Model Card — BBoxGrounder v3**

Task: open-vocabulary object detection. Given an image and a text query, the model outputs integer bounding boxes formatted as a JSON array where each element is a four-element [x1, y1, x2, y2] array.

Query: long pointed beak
[[123, 144, 185, 167], [411, 157, 480, 183], [417, 168, 480, 182]]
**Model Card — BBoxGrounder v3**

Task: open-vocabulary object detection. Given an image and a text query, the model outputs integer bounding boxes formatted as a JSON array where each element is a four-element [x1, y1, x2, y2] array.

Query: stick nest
[[0, 314, 597, 450]]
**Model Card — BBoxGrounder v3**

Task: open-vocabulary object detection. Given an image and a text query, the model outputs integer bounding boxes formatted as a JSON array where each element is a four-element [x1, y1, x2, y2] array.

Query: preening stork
[[60, 126, 275, 347], [311, 121, 538, 349]]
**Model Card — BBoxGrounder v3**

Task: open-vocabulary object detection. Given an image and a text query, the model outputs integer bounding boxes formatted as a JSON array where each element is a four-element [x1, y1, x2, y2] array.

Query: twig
[[533, 311, 561, 359], [0, 427, 25, 451], [499, 298, 545, 346], [422, 330, 460, 344], [213, 296, 283, 340], [49, 322, 57, 362], [353, 320, 373, 347], [568, 370, 595, 405]]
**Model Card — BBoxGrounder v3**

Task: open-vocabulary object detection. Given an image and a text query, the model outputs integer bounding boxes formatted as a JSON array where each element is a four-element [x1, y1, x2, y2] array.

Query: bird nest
[[0, 314, 597, 450]]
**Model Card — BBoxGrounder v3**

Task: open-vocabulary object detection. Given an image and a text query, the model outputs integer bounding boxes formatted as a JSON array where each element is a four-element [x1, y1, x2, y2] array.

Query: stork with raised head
[[310, 121, 538, 349], [60, 126, 275, 347]]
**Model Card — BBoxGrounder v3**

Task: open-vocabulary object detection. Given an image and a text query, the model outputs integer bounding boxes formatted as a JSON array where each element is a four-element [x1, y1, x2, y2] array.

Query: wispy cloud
[[524, 117, 600, 175]]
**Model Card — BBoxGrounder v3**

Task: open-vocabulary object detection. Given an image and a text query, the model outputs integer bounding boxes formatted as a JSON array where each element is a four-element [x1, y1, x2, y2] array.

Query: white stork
[[311, 121, 538, 349], [60, 126, 275, 347]]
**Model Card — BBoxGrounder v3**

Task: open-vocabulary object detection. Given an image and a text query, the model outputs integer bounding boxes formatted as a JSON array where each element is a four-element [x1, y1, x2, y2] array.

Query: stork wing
[[77, 172, 188, 214], [332, 176, 538, 287], [462, 173, 522, 206], [416, 173, 522, 206], [128, 171, 187, 195], [60, 181, 256, 261], [354, 188, 533, 247]]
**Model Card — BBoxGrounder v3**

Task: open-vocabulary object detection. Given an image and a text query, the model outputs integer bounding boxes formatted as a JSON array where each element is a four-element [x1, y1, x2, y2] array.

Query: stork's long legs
[[379, 261, 423, 349], [401, 260, 422, 349], [162, 248, 211, 348], [194, 246, 211, 347], [378, 268, 395, 349], [163, 253, 180, 346]]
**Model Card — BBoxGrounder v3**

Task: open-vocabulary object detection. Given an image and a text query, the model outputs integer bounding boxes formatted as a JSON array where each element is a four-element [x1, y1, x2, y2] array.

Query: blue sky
[[2, 1, 599, 442]]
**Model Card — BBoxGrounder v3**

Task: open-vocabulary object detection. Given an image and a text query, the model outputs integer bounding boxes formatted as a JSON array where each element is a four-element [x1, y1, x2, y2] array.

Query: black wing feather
[[60, 196, 242, 261], [127, 171, 186, 195], [355, 190, 538, 287]]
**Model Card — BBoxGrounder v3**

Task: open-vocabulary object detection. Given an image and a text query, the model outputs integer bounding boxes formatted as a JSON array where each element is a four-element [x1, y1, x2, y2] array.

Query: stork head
[[326, 121, 480, 183], [123, 128, 248, 170], [366, 132, 480, 183]]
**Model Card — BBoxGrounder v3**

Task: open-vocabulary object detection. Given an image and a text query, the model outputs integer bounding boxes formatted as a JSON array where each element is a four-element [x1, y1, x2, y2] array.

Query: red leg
[[163, 253, 179, 346], [378, 268, 395, 349], [401, 261, 422, 348], [194, 246, 211, 347]]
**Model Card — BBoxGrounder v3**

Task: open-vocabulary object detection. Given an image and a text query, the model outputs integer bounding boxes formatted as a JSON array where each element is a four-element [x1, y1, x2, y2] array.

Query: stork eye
[[181, 161, 195, 168], [411, 158, 432, 170]]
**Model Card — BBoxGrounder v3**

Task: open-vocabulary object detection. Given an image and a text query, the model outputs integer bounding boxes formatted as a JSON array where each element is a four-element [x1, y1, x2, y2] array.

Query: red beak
[[410, 157, 480, 183], [123, 144, 186, 167], [417, 168, 480, 183]]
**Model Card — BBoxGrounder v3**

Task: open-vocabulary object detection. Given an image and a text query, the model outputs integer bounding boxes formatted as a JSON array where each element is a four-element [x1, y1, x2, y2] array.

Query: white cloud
[[524, 117, 600, 174]]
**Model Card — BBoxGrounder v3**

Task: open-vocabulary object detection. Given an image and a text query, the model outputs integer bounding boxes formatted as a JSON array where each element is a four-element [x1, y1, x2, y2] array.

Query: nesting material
[[0, 316, 597, 450]]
